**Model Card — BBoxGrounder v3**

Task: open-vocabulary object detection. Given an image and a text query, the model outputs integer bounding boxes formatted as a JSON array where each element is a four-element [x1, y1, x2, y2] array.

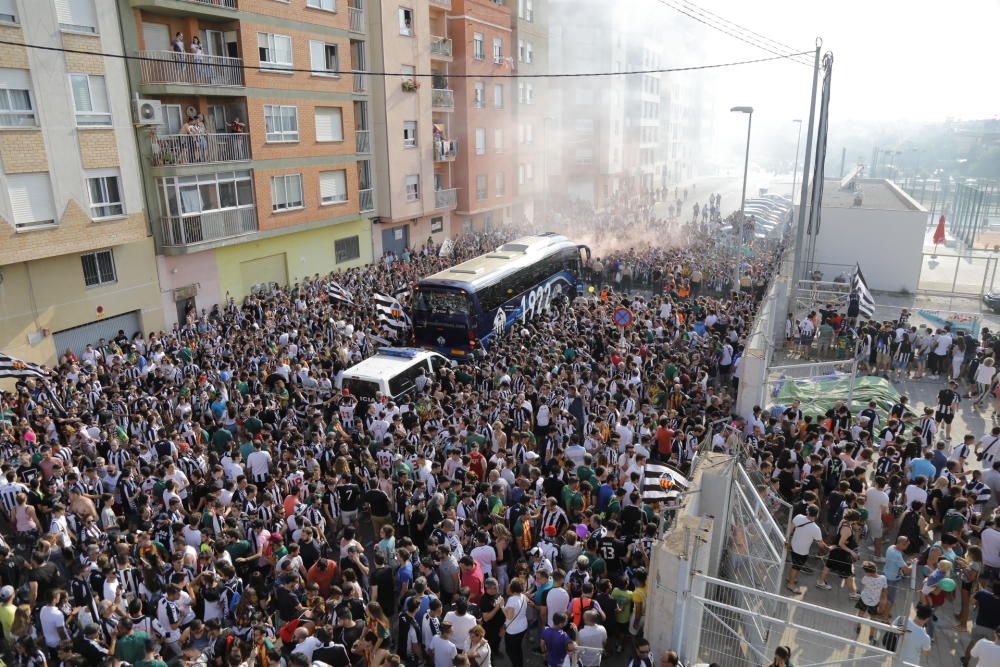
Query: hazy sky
[[636, 0, 1000, 167]]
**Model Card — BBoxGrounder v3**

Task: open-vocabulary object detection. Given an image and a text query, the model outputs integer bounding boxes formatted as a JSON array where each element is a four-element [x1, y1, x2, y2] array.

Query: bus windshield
[[413, 289, 471, 316]]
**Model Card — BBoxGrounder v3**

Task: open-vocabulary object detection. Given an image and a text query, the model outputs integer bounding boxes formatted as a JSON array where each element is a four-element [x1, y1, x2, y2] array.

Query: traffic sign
[[612, 306, 634, 328]]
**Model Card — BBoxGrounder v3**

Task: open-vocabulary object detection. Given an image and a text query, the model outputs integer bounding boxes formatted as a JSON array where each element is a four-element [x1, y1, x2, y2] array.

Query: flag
[[642, 463, 689, 503], [439, 238, 454, 257], [394, 284, 411, 304], [933, 215, 946, 246], [367, 332, 393, 348], [374, 293, 411, 339], [852, 264, 876, 318], [326, 281, 354, 304], [0, 353, 48, 379]]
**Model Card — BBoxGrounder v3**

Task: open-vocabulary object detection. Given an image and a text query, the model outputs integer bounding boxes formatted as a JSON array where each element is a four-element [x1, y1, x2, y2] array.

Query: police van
[[339, 347, 451, 404]]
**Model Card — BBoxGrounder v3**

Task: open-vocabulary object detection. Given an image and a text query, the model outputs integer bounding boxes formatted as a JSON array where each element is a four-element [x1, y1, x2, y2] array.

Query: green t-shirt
[[211, 427, 233, 453], [115, 631, 149, 663], [136, 659, 168, 667], [561, 486, 582, 514], [225, 540, 253, 560], [244, 417, 264, 435], [611, 587, 634, 624], [576, 465, 597, 489]]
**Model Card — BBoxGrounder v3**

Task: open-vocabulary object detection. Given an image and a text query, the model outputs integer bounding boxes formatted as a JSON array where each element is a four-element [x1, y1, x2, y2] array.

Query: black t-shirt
[[364, 489, 392, 517], [479, 592, 504, 633], [371, 566, 395, 613], [0, 554, 25, 589], [337, 484, 361, 512], [975, 591, 1000, 629], [299, 539, 321, 571], [275, 585, 301, 620], [29, 562, 62, 602], [596, 536, 624, 571]]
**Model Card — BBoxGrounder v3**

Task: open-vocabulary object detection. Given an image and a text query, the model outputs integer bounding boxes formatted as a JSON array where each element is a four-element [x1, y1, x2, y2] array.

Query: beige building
[[0, 0, 164, 365]]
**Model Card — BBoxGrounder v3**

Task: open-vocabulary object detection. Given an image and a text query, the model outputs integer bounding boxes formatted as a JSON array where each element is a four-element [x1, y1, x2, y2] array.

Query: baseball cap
[[0, 586, 13, 601]]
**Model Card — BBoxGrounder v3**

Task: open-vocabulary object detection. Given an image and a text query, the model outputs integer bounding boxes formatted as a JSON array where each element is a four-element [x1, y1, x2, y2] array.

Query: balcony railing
[[359, 188, 374, 212], [137, 50, 244, 87], [430, 36, 453, 58], [160, 207, 257, 247], [431, 88, 454, 110], [150, 132, 249, 167], [434, 188, 458, 209], [355, 130, 371, 154], [434, 138, 457, 161], [353, 71, 367, 93], [349, 7, 365, 33], [429, 0, 451, 8], [181, 0, 237, 8]]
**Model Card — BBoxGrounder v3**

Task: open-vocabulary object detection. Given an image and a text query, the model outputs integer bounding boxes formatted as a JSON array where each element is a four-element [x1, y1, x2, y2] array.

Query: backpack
[[570, 597, 594, 626]]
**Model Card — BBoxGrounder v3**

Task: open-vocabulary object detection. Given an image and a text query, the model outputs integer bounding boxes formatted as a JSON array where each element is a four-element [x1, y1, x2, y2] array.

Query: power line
[[676, 0, 806, 59], [0, 39, 812, 79], [652, 0, 814, 69]]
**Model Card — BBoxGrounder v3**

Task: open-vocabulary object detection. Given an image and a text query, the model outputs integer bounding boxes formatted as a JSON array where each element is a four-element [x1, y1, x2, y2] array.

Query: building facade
[[117, 0, 376, 327], [505, 0, 544, 224], [0, 0, 165, 364]]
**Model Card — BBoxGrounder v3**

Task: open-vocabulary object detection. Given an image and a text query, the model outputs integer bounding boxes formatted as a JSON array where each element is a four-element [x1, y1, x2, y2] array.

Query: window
[[398, 7, 413, 36], [518, 40, 525, 63], [0, 0, 16, 23], [492, 38, 503, 64], [306, 0, 335, 11], [314, 107, 343, 142], [474, 128, 485, 155], [473, 33, 484, 60], [271, 174, 303, 211], [524, 123, 534, 144], [309, 40, 339, 76], [319, 170, 348, 205], [86, 169, 123, 219], [0, 69, 35, 126], [476, 175, 487, 200], [473, 81, 485, 108], [517, 0, 524, 18], [518, 82, 525, 104], [517, 163, 524, 185], [494, 128, 503, 153], [405, 175, 419, 201], [430, 217, 443, 233], [403, 120, 417, 148], [400, 65, 415, 85], [525, 83, 534, 105], [575, 118, 594, 134], [158, 171, 254, 220], [495, 171, 504, 197], [257, 32, 293, 71], [494, 84, 503, 108], [55, 0, 97, 33], [525, 162, 534, 180], [264, 105, 299, 142], [69, 74, 110, 126], [526, 42, 533, 64], [575, 148, 593, 164], [81, 250, 116, 287], [7, 173, 56, 230], [335, 235, 360, 263]]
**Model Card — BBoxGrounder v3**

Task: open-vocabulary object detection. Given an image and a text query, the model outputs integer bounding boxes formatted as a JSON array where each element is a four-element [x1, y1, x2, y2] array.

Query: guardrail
[[149, 133, 249, 166], [433, 138, 457, 161], [431, 88, 454, 110], [137, 50, 244, 87], [359, 188, 374, 213], [355, 130, 371, 154], [160, 207, 257, 247], [352, 71, 367, 93], [349, 7, 365, 33], [434, 188, 457, 209], [431, 36, 453, 58]]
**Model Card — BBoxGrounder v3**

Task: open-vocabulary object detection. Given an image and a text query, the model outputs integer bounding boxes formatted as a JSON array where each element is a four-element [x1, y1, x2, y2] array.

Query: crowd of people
[[0, 195, 786, 667]]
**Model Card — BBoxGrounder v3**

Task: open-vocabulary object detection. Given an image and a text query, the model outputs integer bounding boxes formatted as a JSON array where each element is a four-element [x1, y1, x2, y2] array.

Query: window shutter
[[309, 40, 325, 74], [276, 35, 292, 64], [54, 0, 72, 25], [0, 0, 16, 21], [70, 74, 92, 112], [89, 75, 108, 113], [320, 171, 346, 202], [0, 68, 28, 89], [315, 107, 342, 141], [73, 0, 98, 32], [7, 173, 56, 227]]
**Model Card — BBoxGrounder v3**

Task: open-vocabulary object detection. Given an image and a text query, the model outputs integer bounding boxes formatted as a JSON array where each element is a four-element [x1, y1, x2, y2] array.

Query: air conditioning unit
[[133, 98, 163, 125]]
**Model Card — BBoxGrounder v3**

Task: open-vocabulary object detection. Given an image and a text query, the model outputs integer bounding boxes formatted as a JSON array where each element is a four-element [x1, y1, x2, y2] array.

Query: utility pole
[[792, 40, 823, 286]]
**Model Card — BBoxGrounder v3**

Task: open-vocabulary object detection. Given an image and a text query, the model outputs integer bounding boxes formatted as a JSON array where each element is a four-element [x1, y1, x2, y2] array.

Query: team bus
[[412, 233, 591, 357]]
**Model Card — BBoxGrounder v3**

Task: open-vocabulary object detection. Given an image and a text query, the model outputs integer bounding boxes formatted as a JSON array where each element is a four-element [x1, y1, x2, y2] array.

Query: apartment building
[[0, 0, 165, 364], [548, 0, 626, 208], [117, 0, 375, 326], [504, 0, 544, 223], [367, 0, 459, 257], [446, 0, 515, 233], [623, 39, 664, 197]]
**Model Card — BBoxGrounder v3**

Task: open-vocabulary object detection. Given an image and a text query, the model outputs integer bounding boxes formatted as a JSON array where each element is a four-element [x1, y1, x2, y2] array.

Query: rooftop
[[820, 177, 925, 212]]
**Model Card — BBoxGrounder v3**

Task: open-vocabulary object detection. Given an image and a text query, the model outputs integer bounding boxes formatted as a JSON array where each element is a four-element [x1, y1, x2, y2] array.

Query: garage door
[[54, 310, 142, 357], [239, 253, 287, 298]]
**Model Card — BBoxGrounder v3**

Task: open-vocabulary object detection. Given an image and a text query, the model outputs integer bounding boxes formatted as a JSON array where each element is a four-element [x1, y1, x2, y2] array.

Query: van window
[[430, 355, 447, 374], [388, 363, 424, 398], [343, 378, 379, 403]]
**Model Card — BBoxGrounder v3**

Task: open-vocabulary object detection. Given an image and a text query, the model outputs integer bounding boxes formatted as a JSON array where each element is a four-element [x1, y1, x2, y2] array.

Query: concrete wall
[[812, 206, 925, 292]]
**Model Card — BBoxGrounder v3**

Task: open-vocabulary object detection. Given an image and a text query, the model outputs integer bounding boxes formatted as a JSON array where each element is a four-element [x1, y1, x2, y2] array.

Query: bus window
[[414, 290, 470, 315]]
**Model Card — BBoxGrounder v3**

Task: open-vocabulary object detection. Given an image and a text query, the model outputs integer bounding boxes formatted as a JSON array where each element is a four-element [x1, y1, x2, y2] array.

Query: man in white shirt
[[786, 505, 825, 591], [971, 627, 1000, 667], [576, 610, 608, 667], [863, 477, 891, 560], [246, 442, 272, 483], [469, 535, 497, 577], [40, 596, 69, 649], [899, 606, 932, 665], [443, 599, 477, 651], [431, 622, 458, 667]]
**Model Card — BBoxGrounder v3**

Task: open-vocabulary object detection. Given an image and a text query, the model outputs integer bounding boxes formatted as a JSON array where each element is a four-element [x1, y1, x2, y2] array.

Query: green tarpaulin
[[768, 373, 911, 421]]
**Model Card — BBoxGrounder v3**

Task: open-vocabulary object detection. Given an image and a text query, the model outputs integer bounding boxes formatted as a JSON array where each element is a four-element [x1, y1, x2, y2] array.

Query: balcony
[[129, 0, 237, 17], [353, 71, 367, 94], [434, 188, 458, 209], [431, 88, 454, 111], [355, 130, 371, 154], [434, 138, 457, 162], [349, 6, 365, 33], [138, 51, 244, 88], [359, 188, 374, 213], [181, 0, 236, 7], [430, 36, 453, 60], [150, 133, 249, 167], [160, 207, 257, 248], [429, 0, 451, 9]]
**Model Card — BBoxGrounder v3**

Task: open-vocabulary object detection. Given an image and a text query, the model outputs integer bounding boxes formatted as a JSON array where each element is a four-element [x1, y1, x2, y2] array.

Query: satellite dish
[[186, 105, 198, 119]]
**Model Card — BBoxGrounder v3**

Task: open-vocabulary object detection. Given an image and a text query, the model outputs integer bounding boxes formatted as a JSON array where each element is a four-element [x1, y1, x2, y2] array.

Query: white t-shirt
[[470, 545, 497, 576], [40, 605, 66, 648], [443, 611, 477, 651], [544, 586, 571, 627], [504, 593, 529, 634], [971, 638, 1000, 667], [246, 450, 272, 478], [899, 619, 931, 664], [864, 488, 890, 518], [431, 635, 457, 667], [982, 528, 1000, 568], [934, 334, 953, 355], [789, 514, 823, 555], [577, 625, 608, 667], [904, 485, 928, 509], [859, 574, 887, 607], [977, 365, 998, 386]]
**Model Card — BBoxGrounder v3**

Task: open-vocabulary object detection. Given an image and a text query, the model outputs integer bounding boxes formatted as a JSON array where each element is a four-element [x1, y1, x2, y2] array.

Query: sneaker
[[874, 556, 886, 563], [848, 593, 861, 600], [815, 582, 832, 590]]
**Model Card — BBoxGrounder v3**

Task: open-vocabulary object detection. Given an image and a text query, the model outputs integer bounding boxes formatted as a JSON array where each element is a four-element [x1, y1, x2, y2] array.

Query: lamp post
[[731, 106, 753, 289], [790, 119, 802, 217]]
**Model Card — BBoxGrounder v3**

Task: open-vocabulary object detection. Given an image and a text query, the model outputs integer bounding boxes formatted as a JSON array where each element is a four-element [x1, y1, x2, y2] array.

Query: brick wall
[[0, 130, 48, 173], [61, 32, 104, 75], [0, 205, 147, 266], [0, 25, 28, 68], [254, 161, 361, 231], [78, 130, 121, 169]]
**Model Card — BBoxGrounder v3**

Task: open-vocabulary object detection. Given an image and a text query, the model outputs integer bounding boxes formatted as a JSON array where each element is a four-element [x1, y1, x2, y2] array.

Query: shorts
[[790, 551, 809, 570], [867, 518, 884, 540], [340, 509, 358, 526], [936, 411, 954, 425], [886, 580, 902, 605], [982, 565, 1000, 582], [855, 600, 879, 615]]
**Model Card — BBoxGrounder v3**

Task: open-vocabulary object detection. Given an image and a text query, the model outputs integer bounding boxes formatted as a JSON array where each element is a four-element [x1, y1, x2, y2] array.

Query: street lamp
[[731, 106, 753, 289], [790, 119, 803, 216]]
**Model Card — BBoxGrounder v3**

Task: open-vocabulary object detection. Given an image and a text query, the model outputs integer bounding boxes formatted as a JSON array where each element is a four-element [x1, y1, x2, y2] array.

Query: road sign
[[612, 306, 634, 328]]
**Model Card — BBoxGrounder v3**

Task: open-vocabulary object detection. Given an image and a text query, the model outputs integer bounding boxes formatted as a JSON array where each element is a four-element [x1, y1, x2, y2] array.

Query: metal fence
[[149, 133, 249, 166], [137, 50, 244, 87]]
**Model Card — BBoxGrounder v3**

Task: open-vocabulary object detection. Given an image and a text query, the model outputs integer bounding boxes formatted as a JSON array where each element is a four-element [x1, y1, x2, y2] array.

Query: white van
[[339, 347, 450, 404]]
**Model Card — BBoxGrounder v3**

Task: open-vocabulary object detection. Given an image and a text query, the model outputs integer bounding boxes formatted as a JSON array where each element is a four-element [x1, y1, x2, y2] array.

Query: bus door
[[577, 244, 592, 292]]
